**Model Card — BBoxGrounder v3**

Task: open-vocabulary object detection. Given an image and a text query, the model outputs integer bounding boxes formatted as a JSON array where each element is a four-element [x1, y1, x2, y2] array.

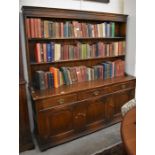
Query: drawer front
[[36, 93, 77, 111], [111, 80, 135, 92], [78, 86, 112, 100]]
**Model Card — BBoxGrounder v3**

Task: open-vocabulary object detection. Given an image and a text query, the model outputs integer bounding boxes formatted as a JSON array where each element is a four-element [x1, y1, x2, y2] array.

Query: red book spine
[[94, 24, 98, 38], [109, 43, 113, 56], [26, 18, 31, 38], [35, 43, 41, 63], [34, 18, 38, 38], [38, 18, 42, 38], [76, 67, 82, 82], [30, 18, 35, 38]]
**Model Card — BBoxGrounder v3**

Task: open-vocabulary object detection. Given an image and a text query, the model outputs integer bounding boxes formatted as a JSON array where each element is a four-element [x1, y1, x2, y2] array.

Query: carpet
[[93, 142, 126, 155]]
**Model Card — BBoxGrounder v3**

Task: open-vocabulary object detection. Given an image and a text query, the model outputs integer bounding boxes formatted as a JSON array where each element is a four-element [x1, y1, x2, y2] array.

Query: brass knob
[[58, 98, 64, 104], [93, 90, 100, 96], [121, 84, 126, 89]]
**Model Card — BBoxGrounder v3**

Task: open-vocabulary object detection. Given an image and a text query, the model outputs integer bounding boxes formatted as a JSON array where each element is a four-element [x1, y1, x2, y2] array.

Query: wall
[[19, 0, 124, 13], [19, 0, 134, 131], [124, 0, 136, 76]]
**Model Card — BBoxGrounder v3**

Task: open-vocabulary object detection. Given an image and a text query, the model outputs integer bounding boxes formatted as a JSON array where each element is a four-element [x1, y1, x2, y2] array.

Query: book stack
[[26, 18, 116, 38], [35, 68, 64, 90], [34, 41, 125, 63], [26, 18, 42, 38], [35, 59, 125, 90]]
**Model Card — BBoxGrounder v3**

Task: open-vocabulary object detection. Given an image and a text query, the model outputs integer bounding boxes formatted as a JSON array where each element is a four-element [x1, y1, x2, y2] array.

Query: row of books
[[34, 41, 125, 63], [35, 60, 125, 90], [26, 18, 116, 38]]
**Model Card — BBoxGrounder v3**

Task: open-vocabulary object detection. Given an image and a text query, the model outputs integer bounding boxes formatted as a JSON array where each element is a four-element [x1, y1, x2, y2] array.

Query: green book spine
[[111, 22, 115, 37]]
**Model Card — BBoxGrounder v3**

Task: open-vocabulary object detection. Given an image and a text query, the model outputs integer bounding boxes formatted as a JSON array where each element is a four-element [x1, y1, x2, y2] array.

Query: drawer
[[36, 93, 77, 111], [111, 80, 135, 92], [78, 86, 112, 100]]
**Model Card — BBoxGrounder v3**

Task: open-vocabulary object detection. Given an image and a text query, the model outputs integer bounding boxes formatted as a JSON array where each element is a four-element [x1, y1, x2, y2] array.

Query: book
[[30, 18, 35, 38], [54, 43, 61, 61], [60, 67, 70, 85], [35, 43, 41, 63], [35, 71, 46, 90], [46, 43, 52, 62], [44, 20, 49, 38], [26, 18, 31, 38], [43, 43, 47, 62], [111, 22, 115, 37]]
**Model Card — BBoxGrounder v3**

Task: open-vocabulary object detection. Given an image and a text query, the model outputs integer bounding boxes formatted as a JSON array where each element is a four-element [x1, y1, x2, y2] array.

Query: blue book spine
[[51, 42, 54, 61], [46, 43, 51, 62], [64, 22, 69, 37], [48, 72, 54, 88], [102, 63, 107, 80]]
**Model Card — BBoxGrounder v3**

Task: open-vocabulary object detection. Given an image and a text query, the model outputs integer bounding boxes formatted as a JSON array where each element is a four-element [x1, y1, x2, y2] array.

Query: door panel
[[73, 101, 87, 132], [113, 89, 135, 115], [86, 97, 106, 125], [37, 105, 74, 139]]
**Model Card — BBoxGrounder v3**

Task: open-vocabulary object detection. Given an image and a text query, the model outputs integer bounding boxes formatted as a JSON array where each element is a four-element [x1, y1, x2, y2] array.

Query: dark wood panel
[[37, 105, 74, 141], [22, 6, 127, 22]]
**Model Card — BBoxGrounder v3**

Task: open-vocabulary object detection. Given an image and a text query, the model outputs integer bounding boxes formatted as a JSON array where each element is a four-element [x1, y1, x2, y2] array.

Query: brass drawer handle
[[75, 113, 86, 119], [93, 90, 100, 96], [121, 84, 126, 89], [58, 98, 64, 104]]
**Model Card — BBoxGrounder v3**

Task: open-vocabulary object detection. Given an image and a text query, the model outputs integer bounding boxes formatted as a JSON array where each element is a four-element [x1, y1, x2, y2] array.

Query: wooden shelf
[[31, 75, 135, 100], [30, 55, 125, 66], [28, 37, 126, 41]]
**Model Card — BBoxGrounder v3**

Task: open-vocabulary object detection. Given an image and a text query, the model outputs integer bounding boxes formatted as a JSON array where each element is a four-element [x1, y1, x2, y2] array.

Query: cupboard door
[[104, 95, 115, 122], [37, 105, 74, 140], [73, 101, 87, 132], [113, 89, 135, 116], [86, 96, 106, 125]]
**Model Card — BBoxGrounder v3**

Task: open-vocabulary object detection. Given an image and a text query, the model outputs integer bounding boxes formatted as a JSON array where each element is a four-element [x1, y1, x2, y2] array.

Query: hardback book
[[47, 72, 54, 88], [37, 18, 42, 38], [102, 23, 106, 37], [30, 18, 35, 38], [40, 44, 44, 62], [26, 18, 31, 38], [114, 60, 125, 77], [35, 43, 41, 63], [110, 22, 115, 37], [63, 44, 69, 60], [34, 18, 38, 38], [46, 43, 52, 62], [60, 22, 64, 38], [49, 67, 59, 88], [43, 20, 49, 38], [88, 24, 92, 37], [86, 67, 92, 81], [59, 71, 64, 86], [66, 68, 72, 85], [68, 67, 78, 84], [43, 43, 47, 62], [60, 67, 70, 85], [75, 67, 82, 82], [54, 43, 61, 61], [35, 70, 46, 90], [106, 23, 110, 37], [114, 42, 119, 56]]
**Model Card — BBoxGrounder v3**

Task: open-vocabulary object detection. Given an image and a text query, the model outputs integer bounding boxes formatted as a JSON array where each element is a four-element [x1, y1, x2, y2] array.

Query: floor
[[20, 123, 121, 155]]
